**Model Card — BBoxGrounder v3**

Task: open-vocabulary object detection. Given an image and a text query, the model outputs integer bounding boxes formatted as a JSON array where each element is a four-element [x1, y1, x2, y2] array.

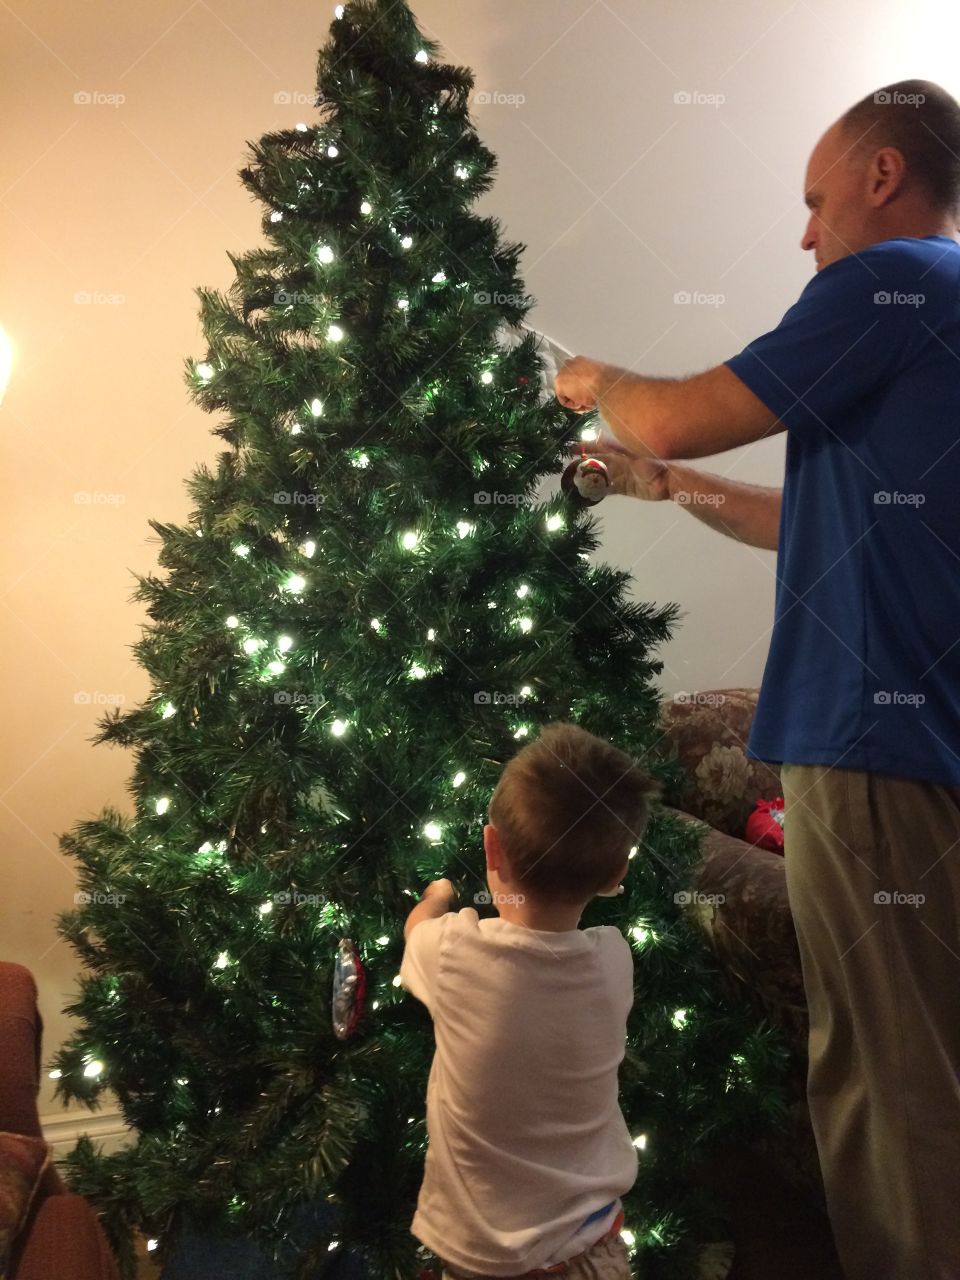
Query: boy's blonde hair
[[488, 722, 662, 905]]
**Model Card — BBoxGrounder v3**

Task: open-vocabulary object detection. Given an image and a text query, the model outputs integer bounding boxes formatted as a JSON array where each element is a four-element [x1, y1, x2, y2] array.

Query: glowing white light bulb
[[426, 629, 436, 642], [370, 618, 381, 631], [432, 270, 446, 283], [415, 49, 429, 63], [243, 637, 261, 655], [455, 165, 469, 179], [266, 660, 285, 675], [630, 925, 649, 944], [155, 797, 170, 816], [621, 1228, 636, 1247], [452, 771, 466, 788], [401, 235, 413, 249], [409, 664, 427, 680], [401, 530, 419, 551], [260, 902, 273, 915], [514, 726, 530, 739], [480, 370, 494, 385], [290, 422, 302, 435], [423, 821, 442, 842], [83, 1060, 104, 1079], [48, 1069, 63, 1080], [196, 362, 214, 382], [327, 324, 344, 343], [146, 1240, 159, 1253], [277, 635, 294, 653], [311, 397, 324, 416], [545, 514, 564, 532], [316, 243, 334, 264], [376, 935, 389, 946], [161, 701, 176, 719], [295, 122, 308, 132], [301, 540, 316, 558], [284, 573, 307, 593], [352, 452, 370, 467], [672, 1008, 688, 1029], [334, 3, 344, 16], [331, 719, 348, 737], [516, 583, 530, 599], [234, 544, 250, 557], [360, 199, 372, 215], [520, 685, 532, 697], [397, 298, 410, 310], [327, 144, 339, 158], [456, 521, 474, 538], [392, 973, 403, 986], [270, 211, 283, 223], [226, 615, 239, 628], [580, 425, 599, 442], [628, 845, 638, 859], [215, 951, 230, 969], [517, 616, 533, 633]]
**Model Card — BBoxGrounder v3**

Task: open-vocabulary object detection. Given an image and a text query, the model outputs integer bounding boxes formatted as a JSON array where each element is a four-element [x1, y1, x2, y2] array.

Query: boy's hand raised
[[568, 433, 671, 503], [421, 877, 458, 907]]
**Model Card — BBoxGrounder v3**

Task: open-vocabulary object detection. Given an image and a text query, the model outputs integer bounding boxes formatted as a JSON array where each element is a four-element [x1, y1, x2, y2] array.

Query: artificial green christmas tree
[[53, 3, 790, 1277]]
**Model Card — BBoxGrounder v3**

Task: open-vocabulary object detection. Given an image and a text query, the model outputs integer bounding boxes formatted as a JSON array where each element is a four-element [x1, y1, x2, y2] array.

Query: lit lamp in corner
[[0, 325, 12, 407]]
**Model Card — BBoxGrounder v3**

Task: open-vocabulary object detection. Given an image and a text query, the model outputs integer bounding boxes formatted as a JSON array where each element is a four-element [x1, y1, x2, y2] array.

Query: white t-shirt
[[400, 907, 638, 1276]]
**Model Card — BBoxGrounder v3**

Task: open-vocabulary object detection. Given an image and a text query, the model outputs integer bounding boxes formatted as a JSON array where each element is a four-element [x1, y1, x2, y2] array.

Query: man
[[555, 79, 960, 1280]]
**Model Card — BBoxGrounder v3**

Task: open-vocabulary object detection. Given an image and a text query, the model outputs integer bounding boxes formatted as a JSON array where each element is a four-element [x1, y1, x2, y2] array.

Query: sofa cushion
[[658, 688, 782, 835], [0, 1132, 51, 1274]]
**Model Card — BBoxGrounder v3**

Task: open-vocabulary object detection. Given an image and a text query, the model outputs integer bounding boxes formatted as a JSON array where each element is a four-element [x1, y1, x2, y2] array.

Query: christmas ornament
[[744, 796, 785, 854], [561, 451, 610, 507], [332, 937, 366, 1039]]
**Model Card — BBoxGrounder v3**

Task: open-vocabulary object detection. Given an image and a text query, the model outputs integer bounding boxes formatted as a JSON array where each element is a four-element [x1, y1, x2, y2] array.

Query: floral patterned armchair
[[655, 688, 822, 1194]]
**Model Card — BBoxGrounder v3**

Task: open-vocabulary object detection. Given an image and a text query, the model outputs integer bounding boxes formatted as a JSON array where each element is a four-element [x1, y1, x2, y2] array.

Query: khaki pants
[[441, 1233, 632, 1280], [781, 762, 960, 1280]]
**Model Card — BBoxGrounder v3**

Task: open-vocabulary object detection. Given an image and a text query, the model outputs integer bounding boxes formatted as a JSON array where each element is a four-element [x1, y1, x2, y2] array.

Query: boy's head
[[485, 721, 661, 907]]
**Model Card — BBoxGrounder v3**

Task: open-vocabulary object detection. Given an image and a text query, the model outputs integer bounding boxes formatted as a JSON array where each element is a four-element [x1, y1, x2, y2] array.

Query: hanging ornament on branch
[[561, 445, 610, 507], [332, 937, 366, 1040]]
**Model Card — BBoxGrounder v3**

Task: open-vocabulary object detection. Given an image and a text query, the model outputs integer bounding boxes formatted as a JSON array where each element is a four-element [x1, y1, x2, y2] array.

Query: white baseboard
[[40, 1105, 130, 1157]]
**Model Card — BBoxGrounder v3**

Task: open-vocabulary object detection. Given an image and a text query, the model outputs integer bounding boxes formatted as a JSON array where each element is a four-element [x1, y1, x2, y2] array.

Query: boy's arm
[[403, 877, 458, 941]]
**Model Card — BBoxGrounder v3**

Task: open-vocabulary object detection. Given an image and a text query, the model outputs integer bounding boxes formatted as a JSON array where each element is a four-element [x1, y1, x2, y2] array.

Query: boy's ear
[[483, 823, 502, 873]]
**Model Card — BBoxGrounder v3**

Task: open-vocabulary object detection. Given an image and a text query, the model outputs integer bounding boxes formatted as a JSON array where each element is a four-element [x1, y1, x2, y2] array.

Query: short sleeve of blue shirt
[[725, 241, 942, 441]]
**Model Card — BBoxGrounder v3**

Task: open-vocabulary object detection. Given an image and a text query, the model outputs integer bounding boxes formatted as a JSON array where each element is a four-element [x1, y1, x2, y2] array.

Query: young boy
[[400, 721, 660, 1279]]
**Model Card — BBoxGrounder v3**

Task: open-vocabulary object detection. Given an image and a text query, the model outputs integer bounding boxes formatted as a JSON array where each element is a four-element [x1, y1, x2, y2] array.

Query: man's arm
[[665, 463, 782, 550], [555, 358, 784, 460], [403, 878, 457, 941]]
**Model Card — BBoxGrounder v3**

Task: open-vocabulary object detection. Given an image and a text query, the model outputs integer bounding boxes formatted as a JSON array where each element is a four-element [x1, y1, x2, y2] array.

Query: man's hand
[[555, 355, 610, 412], [569, 433, 670, 502]]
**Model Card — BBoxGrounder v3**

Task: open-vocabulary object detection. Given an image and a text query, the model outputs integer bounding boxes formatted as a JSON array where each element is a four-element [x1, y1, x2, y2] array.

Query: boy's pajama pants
[[781, 762, 960, 1280]]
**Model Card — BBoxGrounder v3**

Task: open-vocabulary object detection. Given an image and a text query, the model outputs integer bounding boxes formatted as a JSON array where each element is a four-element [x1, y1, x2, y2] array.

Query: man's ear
[[484, 823, 502, 874], [597, 859, 630, 897]]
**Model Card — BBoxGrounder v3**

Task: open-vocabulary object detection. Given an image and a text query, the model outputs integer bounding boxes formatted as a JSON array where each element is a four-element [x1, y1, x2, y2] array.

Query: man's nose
[[800, 216, 817, 254]]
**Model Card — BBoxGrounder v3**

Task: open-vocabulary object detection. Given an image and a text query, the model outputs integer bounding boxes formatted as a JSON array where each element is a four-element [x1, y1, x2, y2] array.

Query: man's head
[[801, 79, 960, 272], [484, 721, 661, 908]]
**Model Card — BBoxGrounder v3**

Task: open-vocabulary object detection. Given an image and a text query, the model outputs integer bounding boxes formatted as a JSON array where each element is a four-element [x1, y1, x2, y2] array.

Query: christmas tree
[[53, 3, 790, 1277]]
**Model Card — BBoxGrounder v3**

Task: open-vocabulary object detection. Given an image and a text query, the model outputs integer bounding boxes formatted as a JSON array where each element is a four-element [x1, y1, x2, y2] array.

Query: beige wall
[[2, 0, 954, 1123]]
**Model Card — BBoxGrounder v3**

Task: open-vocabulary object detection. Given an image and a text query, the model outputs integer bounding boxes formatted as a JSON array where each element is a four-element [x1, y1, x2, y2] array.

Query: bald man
[[556, 78, 960, 1280]]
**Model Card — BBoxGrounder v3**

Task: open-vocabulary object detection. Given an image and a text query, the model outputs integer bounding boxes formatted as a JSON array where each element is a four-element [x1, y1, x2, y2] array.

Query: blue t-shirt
[[725, 235, 960, 786]]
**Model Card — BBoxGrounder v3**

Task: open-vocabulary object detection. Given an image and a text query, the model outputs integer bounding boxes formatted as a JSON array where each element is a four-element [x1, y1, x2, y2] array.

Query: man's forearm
[[595, 365, 677, 458], [666, 463, 781, 550]]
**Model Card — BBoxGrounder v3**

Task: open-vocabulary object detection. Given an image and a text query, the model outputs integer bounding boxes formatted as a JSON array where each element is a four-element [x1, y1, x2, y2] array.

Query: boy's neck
[[495, 897, 584, 933]]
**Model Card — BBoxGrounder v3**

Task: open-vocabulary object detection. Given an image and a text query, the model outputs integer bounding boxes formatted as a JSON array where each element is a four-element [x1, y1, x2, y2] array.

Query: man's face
[[800, 121, 870, 272]]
